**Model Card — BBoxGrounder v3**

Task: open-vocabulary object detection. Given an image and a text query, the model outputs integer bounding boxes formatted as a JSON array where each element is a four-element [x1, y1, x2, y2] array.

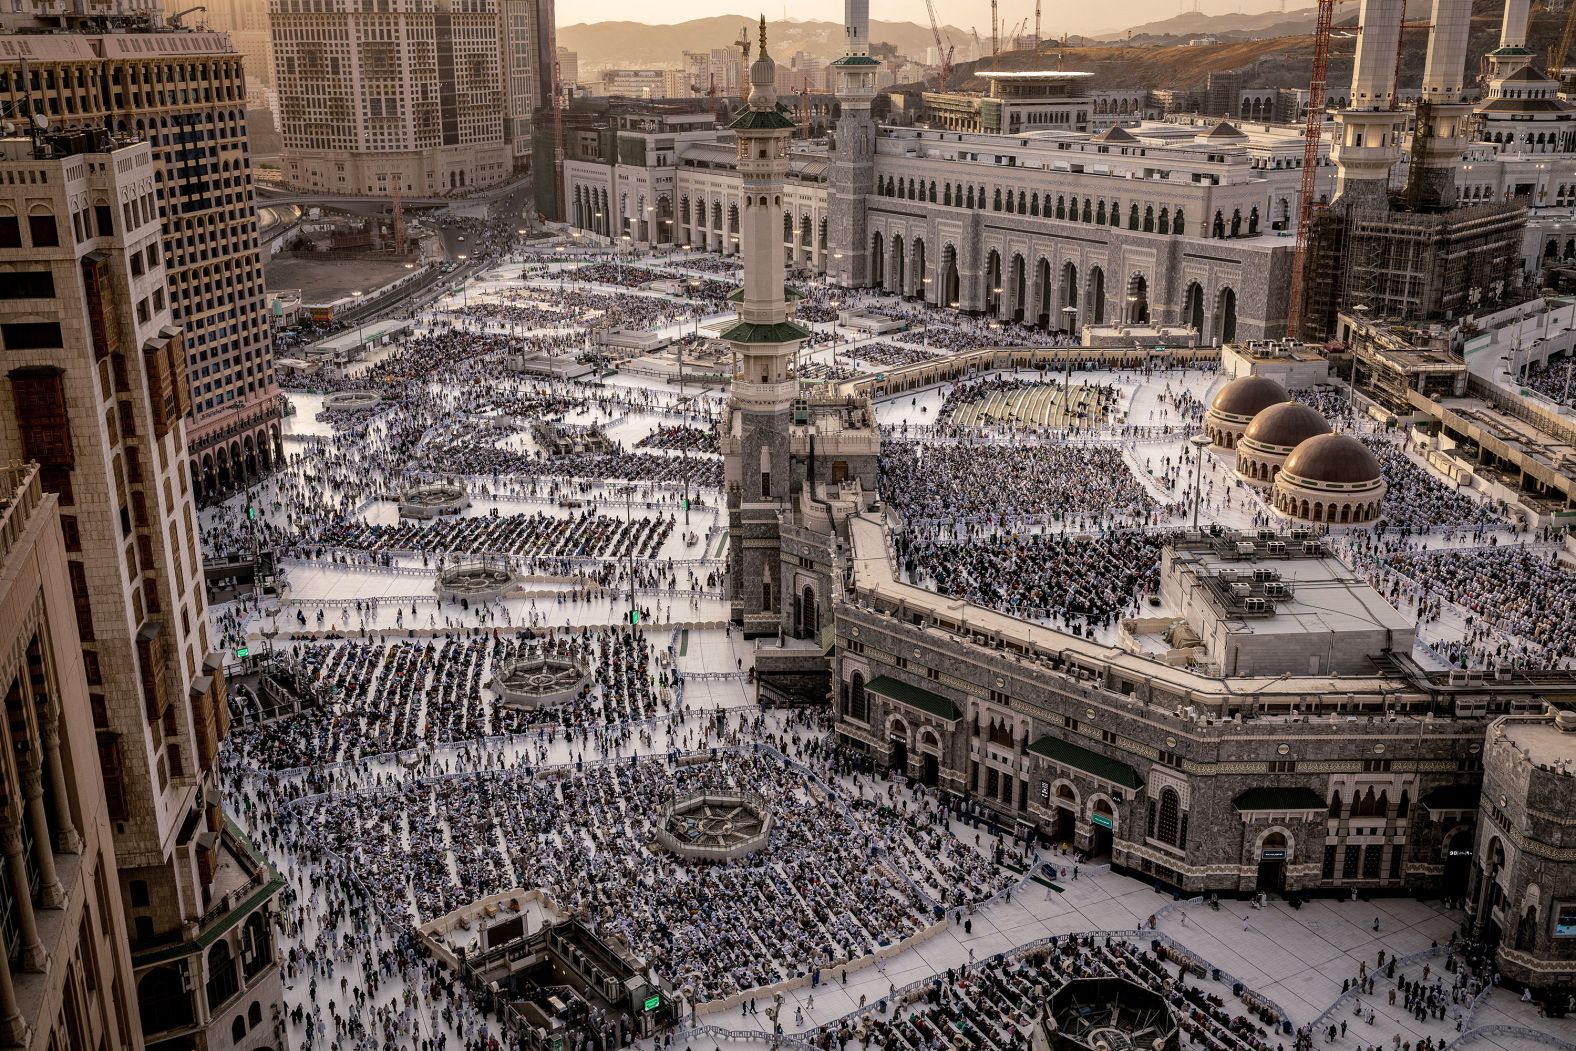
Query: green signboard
[[1090, 813, 1113, 829], [643, 994, 662, 1012], [234, 647, 250, 659]]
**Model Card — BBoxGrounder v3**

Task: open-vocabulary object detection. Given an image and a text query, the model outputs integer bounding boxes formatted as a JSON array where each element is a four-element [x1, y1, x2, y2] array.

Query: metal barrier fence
[[1446, 1024, 1576, 1051]]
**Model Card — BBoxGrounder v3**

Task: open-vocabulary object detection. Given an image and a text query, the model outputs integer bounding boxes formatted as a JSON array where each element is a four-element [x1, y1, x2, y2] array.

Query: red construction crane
[[1286, 0, 1336, 337]]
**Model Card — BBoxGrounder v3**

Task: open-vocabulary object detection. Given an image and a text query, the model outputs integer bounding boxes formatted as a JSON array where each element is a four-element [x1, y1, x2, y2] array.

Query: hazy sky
[[562, 0, 1296, 38]]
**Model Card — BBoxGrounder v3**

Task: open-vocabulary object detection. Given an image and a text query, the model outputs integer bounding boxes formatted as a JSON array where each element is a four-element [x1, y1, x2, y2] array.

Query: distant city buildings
[[558, 46, 580, 88]]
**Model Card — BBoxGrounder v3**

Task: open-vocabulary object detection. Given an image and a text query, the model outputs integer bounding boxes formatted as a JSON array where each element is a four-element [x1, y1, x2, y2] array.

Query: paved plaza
[[208, 243, 1575, 1051]]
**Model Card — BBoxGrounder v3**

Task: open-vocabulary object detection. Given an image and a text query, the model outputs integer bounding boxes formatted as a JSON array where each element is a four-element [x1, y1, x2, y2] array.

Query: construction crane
[[736, 24, 753, 63], [924, 0, 955, 90], [991, 0, 1000, 57], [1552, 0, 1576, 82], [166, 5, 206, 27], [1034, 0, 1042, 49], [1286, 0, 1336, 337], [795, 77, 811, 138], [971, 27, 984, 61]]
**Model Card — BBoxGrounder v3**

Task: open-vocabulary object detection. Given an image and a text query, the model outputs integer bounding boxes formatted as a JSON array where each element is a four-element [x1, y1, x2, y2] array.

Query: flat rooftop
[[1173, 550, 1416, 638], [1500, 717, 1576, 770]]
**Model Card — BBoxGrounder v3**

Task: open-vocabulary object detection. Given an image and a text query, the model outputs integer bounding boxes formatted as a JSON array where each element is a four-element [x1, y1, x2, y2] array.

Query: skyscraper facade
[[269, 0, 554, 195], [0, 129, 284, 1050], [0, 17, 285, 504], [0, 454, 143, 1050]]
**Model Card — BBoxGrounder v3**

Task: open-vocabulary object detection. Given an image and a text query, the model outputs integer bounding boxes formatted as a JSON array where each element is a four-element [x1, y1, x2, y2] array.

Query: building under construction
[[1297, 0, 1530, 341]]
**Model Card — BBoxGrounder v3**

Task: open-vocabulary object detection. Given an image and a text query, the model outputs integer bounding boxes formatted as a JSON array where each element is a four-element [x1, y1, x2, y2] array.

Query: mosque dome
[[1281, 433, 1383, 485], [1243, 402, 1331, 450], [1210, 376, 1290, 418]]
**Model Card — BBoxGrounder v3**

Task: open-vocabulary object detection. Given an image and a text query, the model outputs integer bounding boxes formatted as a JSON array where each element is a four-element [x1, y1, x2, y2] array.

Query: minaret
[[721, 17, 810, 635], [1410, 0, 1474, 208], [828, 0, 880, 289], [1330, 0, 1407, 207], [1488, 0, 1535, 76]]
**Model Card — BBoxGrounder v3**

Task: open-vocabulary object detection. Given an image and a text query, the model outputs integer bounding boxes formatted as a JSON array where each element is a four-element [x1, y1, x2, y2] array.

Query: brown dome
[[1282, 433, 1383, 485], [1244, 402, 1332, 448], [1211, 376, 1290, 418]]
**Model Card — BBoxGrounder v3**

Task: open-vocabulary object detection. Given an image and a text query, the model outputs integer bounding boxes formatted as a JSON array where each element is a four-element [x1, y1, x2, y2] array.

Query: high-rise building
[[269, 0, 553, 195], [0, 18, 285, 505], [501, 0, 557, 174], [0, 455, 143, 1049], [557, 46, 579, 88], [0, 130, 284, 1051], [682, 48, 742, 99]]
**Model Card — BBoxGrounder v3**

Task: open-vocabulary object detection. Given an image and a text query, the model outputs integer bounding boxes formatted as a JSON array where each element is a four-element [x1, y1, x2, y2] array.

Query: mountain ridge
[[557, 15, 973, 69]]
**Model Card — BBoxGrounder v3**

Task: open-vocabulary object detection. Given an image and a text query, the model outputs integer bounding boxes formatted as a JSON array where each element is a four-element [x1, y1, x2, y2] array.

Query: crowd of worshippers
[[881, 442, 1158, 529], [635, 425, 722, 455], [1351, 538, 1576, 668], [316, 508, 675, 561], [891, 317, 1069, 351], [1356, 436, 1504, 532], [417, 433, 724, 488], [816, 933, 1278, 1051], [1523, 359, 1575, 406], [276, 751, 1011, 1005], [226, 628, 671, 770], [935, 378, 1121, 431], [898, 530, 1167, 634]]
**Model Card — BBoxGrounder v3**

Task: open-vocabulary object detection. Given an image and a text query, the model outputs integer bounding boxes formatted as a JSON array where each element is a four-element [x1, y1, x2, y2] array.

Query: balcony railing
[[0, 462, 43, 574]]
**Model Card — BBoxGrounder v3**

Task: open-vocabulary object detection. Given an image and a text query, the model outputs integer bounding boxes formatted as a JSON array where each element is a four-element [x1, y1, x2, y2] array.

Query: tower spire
[[759, 14, 768, 61]]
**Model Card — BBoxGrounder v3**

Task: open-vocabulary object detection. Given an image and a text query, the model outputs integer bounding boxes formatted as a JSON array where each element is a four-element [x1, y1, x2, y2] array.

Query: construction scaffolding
[[1300, 197, 1526, 340]]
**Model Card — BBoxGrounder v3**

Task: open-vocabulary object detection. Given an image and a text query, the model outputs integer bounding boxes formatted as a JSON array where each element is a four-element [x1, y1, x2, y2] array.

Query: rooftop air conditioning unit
[[1266, 541, 1287, 555], [1264, 582, 1289, 597], [1245, 597, 1268, 613]]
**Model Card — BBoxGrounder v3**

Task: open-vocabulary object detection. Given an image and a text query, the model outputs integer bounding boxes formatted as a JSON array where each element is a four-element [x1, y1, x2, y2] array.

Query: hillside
[[937, 0, 1570, 95], [557, 16, 969, 69], [1092, 7, 1320, 41]]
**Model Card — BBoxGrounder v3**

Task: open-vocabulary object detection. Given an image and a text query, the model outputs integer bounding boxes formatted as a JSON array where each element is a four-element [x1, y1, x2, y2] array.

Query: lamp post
[[350, 290, 365, 352], [1189, 433, 1212, 531], [456, 254, 469, 308], [1061, 305, 1078, 427]]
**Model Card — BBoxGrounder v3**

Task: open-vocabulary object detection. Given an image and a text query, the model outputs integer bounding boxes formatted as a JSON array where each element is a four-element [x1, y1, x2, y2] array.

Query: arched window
[[249, 1000, 263, 1028], [138, 966, 194, 1034], [232, 1016, 247, 1042], [1031, 192, 1040, 216], [1329, 790, 1342, 817], [1129, 203, 1140, 228], [1173, 209, 1185, 236], [993, 187, 1003, 211], [1351, 787, 1381, 818], [207, 940, 239, 1010], [1157, 788, 1181, 845], [849, 672, 867, 721]]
